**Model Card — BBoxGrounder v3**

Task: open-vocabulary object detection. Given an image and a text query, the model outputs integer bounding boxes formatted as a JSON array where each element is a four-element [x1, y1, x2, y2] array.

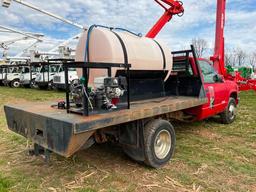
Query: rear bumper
[[4, 105, 94, 157]]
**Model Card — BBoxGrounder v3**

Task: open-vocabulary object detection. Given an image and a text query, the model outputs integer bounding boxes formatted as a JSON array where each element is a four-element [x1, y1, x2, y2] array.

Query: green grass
[[0, 174, 12, 192], [0, 86, 64, 101], [0, 87, 255, 192]]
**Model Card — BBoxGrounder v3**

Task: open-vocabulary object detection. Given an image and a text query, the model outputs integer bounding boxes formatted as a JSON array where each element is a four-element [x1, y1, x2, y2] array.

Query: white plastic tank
[[75, 27, 173, 87]]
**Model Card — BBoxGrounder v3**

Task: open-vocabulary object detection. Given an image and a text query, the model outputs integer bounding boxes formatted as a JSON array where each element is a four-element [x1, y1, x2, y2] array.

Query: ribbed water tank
[[75, 27, 173, 87]]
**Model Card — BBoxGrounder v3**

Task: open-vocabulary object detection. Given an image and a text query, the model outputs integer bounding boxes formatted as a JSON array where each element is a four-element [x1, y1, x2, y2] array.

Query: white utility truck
[[52, 66, 78, 90], [34, 64, 61, 89], [3, 65, 23, 87], [20, 66, 40, 88]]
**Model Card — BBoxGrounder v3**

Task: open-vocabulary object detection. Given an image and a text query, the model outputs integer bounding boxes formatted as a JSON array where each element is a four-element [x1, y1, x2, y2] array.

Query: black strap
[[154, 40, 166, 70], [111, 31, 129, 65]]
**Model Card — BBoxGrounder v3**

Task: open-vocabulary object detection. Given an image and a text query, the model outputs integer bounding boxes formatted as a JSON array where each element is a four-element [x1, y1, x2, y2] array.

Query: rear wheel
[[144, 119, 176, 168], [11, 79, 20, 88], [220, 98, 237, 124]]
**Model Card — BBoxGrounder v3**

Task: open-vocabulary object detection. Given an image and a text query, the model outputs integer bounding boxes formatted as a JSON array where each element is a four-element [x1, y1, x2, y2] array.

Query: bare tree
[[249, 52, 256, 67], [234, 48, 246, 66], [191, 38, 208, 58], [225, 48, 235, 66]]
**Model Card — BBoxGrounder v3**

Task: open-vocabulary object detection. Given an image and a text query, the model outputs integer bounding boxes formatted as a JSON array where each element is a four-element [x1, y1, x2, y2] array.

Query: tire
[[144, 119, 176, 168], [38, 84, 48, 90], [30, 79, 38, 89], [50, 81, 58, 91], [48, 80, 53, 90], [220, 98, 237, 124], [11, 79, 20, 88]]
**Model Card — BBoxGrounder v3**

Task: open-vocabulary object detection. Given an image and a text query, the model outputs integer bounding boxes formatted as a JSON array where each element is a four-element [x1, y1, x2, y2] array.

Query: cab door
[[198, 59, 228, 117]]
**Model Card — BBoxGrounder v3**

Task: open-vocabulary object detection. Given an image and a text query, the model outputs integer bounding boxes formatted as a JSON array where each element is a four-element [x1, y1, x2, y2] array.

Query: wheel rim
[[229, 103, 236, 120], [31, 81, 38, 88], [48, 81, 52, 88], [154, 130, 172, 160], [13, 81, 20, 88]]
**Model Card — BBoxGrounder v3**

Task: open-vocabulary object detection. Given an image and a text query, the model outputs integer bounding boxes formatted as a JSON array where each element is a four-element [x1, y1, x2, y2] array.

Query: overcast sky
[[0, 0, 255, 58]]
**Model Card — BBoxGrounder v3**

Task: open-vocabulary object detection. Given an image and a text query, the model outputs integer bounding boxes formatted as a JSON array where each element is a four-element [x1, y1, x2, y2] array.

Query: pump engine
[[70, 76, 127, 110]]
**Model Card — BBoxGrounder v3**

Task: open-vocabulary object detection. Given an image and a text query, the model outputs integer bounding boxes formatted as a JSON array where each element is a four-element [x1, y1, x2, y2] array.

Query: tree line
[[191, 38, 256, 67]]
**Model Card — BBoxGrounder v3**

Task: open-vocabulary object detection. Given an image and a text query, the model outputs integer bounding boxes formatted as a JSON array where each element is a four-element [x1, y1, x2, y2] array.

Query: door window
[[50, 65, 59, 73], [198, 60, 216, 83], [22, 67, 30, 73], [58, 66, 64, 73]]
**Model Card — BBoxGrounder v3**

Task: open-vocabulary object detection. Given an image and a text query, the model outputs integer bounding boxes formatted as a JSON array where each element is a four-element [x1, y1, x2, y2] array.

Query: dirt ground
[[0, 87, 255, 192]]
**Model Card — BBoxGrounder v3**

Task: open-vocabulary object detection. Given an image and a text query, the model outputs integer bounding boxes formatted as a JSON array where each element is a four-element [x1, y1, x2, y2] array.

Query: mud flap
[[119, 120, 145, 162]]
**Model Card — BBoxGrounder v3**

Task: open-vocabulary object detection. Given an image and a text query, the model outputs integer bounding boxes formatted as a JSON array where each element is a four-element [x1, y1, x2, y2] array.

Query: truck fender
[[229, 91, 239, 105]]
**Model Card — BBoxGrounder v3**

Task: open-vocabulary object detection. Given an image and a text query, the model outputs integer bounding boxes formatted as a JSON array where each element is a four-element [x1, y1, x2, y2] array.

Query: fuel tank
[[75, 27, 173, 87]]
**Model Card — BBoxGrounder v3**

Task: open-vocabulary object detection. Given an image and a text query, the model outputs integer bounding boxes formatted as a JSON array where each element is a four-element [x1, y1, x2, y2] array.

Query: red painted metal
[[185, 58, 239, 121], [146, 0, 239, 121], [146, 0, 184, 38], [210, 0, 256, 91], [232, 72, 256, 91], [210, 0, 226, 77], [233, 72, 256, 91]]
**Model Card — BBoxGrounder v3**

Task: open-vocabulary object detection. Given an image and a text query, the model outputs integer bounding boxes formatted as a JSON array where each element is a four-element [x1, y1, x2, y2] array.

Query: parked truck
[[52, 66, 78, 90], [4, 0, 239, 168], [34, 64, 62, 89], [3, 65, 23, 88], [20, 66, 40, 88]]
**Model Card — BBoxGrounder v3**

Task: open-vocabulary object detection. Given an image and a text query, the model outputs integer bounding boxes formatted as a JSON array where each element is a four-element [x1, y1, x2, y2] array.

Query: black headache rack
[[167, 45, 206, 98], [63, 61, 131, 116]]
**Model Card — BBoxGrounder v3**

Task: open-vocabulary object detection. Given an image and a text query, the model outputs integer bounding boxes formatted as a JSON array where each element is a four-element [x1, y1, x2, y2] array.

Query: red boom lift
[[211, 0, 256, 91], [146, 0, 184, 38]]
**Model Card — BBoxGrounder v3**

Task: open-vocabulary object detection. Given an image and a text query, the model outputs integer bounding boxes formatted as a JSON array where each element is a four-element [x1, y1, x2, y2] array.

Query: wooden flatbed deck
[[5, 96, 207, 134]]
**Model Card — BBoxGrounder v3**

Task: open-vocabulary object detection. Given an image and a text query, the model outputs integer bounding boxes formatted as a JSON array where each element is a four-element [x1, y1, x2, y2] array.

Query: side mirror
[[213, 74, 224, 83]]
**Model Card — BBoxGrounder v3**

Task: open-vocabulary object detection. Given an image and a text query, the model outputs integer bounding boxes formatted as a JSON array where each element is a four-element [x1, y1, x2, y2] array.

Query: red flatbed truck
[[4, 46, 238, 168], [4, 0, 239, 168]]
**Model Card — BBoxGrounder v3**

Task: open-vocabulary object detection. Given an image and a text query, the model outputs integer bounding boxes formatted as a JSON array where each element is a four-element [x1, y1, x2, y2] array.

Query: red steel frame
[[211, 0, 256, 91], [146, 0, 184, 38], [211, 0, 226, 76]]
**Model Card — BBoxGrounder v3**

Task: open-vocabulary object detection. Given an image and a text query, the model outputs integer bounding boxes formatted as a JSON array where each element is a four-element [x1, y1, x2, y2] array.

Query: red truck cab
[[186, 58, 239, 123]]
